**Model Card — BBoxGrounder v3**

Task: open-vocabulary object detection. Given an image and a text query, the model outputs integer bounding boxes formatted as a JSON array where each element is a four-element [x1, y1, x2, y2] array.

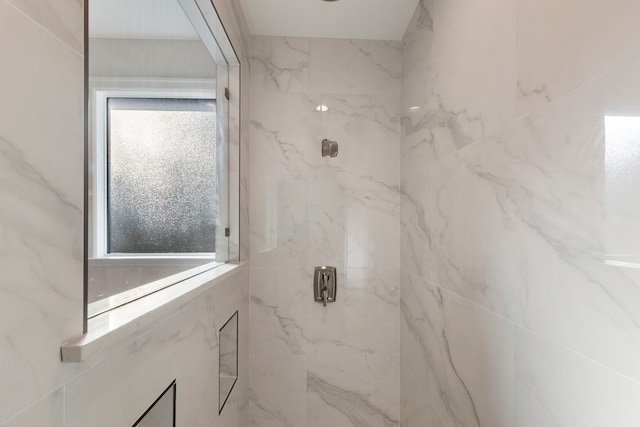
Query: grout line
[[4, 0, 83, 57], [402, 270, 640, 388], [0, 386, 65, 426]]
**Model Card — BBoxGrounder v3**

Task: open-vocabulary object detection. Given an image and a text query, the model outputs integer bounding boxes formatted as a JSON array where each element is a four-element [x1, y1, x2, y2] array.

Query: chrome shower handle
[[322, 272, 329, 307]]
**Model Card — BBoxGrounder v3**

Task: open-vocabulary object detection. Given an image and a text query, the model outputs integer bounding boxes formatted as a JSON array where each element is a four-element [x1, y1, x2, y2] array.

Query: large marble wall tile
[[309, 39, 401, 95], [307, 353, 400, 427], [0, 388, 63, 427], [347, 188, 400, 269], [291, 268, 400, 355], [401, 1, 640, 426], [251, 268, 399, 356], [516, 0, 640, 116], [401, 1, 435, 273], [400, 175, 431, 280], [430, 54, 640, 382], [1, 0, 250, 423], [249, 91, 319, 268], [6, 0, 83, 54], [250, 177, 310, 268], [429, 133, 527, 320], [401, 273, 515, 427], [402, 0, 516, 164], [399, 272, 430, 427], [322, 93, 401, 188], [66, 309, 196, 427], [250, 35, 401, 426], [401, 97, 432, 279], [250, 354, 307, 427], [251, 36, 309, 94], [250, 268, 307, 356], [307, 177, 347, 268], [515, 328, 640, 427], [250, 92, 321, 179], [66, 269, 248, 427], [401, 0, 433, 113], [0, 1, 83, 422], [400, 367, 430, 427]]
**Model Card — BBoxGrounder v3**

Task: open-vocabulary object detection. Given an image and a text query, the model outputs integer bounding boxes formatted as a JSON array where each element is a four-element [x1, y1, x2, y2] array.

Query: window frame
[[93, 87, 218, 259], [87, 80, 227, 318]]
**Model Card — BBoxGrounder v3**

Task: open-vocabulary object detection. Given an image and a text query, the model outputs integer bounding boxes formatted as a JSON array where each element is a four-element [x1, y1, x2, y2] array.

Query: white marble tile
[[217, 389, 244, 427], [347, 187, 400, 269], [251, 268, 399, 356], [6, 0, 83, 54], [401, 0, 433, 112], [249, 33, 401, 427], [292, 268, 400, 355], [0, 1, 83, 422], [401, 112, 432, 280], [399, 272, 430, 425], [249, 92, 320, 269], [309, 38, 401, 95], [307, 353, 400, 427], [249, 90, 401, 271], [429, 133, 526, 320], [323, 93, 401, 189], [401, 0, 516, 163], [430, 53, 640, 383], [250, 267, 305, 356], [400, 366, 430, 427], [249, 354, 307, 427], [401, 273, 515, 427], [250, 92, 321, 179], [0, 389, 63, 427], [515, 328, 640, 427], [307, 178, 347, 268], [0, 0, 251, 424], [516, 0, 640, 116], [251, 36, 309, 94], [65, 269, 247, 427], [66, 310, 195, 427]]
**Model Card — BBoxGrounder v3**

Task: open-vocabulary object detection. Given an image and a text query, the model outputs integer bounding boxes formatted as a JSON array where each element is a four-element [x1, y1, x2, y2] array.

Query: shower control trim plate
[[314, 266, 337, 306]]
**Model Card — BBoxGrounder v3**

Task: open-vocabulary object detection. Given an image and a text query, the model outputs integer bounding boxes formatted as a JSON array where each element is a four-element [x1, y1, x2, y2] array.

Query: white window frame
[[91, 79, 217, 260], [87, 77, 224, 317]]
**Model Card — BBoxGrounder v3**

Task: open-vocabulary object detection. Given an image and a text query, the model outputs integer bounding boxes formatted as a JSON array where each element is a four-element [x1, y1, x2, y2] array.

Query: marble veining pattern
[[307, 354, 400, 427], [401, 0, 640, 426], [0, 0, 83, 422], [0, 0, 252, 424], [250, 35, 401, 427]]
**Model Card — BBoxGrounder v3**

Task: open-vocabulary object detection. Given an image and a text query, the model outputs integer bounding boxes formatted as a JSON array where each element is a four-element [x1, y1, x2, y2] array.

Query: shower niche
[[132, 381, 176, 427], [219, 311, 238, 413]]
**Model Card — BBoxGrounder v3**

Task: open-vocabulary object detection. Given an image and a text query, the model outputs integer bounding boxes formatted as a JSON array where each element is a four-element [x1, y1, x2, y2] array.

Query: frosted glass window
[[107, 97, 216, 254]]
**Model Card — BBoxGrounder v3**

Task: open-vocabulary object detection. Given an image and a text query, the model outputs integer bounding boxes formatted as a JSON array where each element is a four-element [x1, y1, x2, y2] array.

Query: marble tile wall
[[249, 36, 401, 427], [0, 0, 252, 425], [401, 0, 640, 426]]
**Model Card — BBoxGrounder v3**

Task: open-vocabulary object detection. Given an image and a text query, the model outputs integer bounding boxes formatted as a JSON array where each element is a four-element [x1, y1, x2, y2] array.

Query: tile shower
[[249, 36, 402, 426], [248, 0, 640, 426], [401, 0, 640, 426], [4, 0, 640, 425]]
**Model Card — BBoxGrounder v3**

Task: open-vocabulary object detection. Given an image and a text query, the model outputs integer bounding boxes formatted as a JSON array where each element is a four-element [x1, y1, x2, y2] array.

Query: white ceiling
[[89, 0, 198, 39], [239, 0, 419, 41]]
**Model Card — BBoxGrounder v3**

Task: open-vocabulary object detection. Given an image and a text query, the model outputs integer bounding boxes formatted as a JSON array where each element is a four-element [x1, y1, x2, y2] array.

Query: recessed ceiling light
[[316, 104, 329, 112], [409, 106, 421, 111], [321, 0, 340, 2]]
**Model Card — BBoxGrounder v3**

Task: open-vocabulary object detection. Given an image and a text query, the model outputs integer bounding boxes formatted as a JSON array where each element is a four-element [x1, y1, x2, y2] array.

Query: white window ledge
[[61, 262, 245, 363]]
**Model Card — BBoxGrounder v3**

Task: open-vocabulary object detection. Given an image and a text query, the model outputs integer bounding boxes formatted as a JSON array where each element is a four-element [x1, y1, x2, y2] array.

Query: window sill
[[61, 261, 245, 363]]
